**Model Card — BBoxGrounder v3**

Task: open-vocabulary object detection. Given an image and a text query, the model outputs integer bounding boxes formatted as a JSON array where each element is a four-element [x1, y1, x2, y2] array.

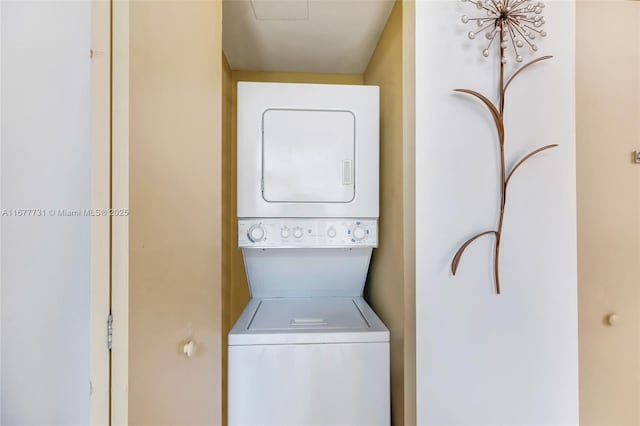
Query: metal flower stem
[[495, 28, 506, 295], [450, 25, 557, 295]]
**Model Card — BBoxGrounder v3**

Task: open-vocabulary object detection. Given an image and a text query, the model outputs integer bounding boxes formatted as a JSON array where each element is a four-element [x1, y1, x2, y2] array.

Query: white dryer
[[229, 82, 389, 426]]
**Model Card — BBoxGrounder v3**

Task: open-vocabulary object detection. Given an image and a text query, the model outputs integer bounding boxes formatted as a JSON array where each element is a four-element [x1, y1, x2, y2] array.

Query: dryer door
[[262, 109, 355, 203], [237, 82, 379, 218]]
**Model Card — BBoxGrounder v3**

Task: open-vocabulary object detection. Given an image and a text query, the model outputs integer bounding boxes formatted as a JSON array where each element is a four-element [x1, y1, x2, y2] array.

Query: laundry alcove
[[220, 1, 416, 424]]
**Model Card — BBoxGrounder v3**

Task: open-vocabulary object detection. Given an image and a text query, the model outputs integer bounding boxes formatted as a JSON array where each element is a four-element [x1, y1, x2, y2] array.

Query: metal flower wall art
[[451, 0, 556, 295]]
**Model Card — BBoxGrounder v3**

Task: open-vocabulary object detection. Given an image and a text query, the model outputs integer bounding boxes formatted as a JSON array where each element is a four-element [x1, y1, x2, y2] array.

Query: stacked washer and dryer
[[228, 82, 390, 426]]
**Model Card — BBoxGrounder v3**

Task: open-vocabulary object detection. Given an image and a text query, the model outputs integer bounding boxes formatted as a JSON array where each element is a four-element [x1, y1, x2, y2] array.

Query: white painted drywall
[[415, 1, 578, 424], [223, 0, 394, 73], [0, 2, 90, 424]]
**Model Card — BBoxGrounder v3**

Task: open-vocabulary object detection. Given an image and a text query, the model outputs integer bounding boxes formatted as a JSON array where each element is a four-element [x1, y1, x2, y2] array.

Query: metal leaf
[[454, 89, 504, 143], [505, 144, 558, 188], [504, 55, 554, 93], [451, 230, 497, 275]]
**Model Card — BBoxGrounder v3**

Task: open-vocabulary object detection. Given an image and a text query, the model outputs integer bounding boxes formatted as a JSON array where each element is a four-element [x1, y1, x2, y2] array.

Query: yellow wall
[[576, 1, 640, 424], [363, 3, 415, 425], [128, 1, 223, 424]]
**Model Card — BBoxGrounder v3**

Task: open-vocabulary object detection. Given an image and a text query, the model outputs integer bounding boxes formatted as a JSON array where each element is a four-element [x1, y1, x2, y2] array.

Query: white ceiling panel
[[251, 0, 309, 20], [223, 0, 395, 74]]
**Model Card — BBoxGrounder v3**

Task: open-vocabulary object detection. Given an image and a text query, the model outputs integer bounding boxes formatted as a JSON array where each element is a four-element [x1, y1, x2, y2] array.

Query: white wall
[[0, 2, 91, 424], [415, 1, 577, 424]]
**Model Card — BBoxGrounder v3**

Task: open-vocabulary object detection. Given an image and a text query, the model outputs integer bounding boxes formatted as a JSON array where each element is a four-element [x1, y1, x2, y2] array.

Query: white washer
[[229, 83, 389, 426], [229, 297, 388, 426]]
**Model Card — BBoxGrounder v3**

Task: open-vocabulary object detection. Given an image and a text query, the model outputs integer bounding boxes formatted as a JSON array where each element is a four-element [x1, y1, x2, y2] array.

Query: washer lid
[[249, 298, 368, 331], [228, 297, 389, 345]]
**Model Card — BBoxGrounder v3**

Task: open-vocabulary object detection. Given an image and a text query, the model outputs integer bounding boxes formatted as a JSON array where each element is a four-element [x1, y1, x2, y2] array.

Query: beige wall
[[576, 1, 640, 425], [363, 2, 416, 424], [221, 52, 233, 426], [112, 1, 130, 422], [128, 2, 223, 424], [90, 1, 111, 422]]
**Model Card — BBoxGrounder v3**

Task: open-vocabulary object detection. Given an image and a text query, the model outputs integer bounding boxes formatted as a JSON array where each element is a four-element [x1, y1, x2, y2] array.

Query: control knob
[[247, 224, 266, 242], [327, 227, 337, 238], [352, 225, 367, 241], [280, 227, 290, 239], [292, 227, 304, 239]]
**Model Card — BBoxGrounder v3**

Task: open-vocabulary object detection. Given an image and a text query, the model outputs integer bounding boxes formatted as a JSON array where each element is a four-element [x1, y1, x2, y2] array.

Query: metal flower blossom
[[461, 0, 547, 63], [450, 0, 556, 294]]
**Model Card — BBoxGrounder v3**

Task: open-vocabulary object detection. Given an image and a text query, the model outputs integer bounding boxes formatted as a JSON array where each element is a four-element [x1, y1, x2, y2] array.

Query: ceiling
[[222, 0, 395, 74]]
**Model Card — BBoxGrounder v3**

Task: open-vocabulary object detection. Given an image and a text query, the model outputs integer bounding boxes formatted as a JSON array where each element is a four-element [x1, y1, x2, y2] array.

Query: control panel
[[238, 219, 378, 248]]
